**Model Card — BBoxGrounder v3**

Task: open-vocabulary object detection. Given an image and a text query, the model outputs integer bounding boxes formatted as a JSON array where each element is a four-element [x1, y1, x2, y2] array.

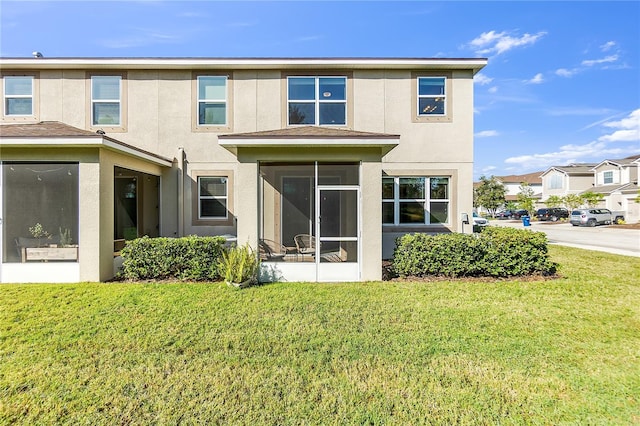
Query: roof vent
[[32, 51, 43, 58]]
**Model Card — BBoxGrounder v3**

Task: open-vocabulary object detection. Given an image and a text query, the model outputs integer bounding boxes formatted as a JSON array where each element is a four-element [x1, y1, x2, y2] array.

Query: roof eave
[[0, 57, 488, 74], [0, 136, 172, 167]]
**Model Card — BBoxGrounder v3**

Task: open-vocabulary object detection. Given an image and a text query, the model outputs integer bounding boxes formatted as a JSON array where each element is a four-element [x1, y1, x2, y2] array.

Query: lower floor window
[[198, 176, 228, 219], [2, 162, 79, 263], [382, 176, 449, 225]]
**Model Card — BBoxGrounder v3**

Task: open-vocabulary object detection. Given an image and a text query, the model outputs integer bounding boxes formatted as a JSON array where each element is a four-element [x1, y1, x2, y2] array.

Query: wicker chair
[[294, 234, 317, 259], [258, 239, 288, 261]]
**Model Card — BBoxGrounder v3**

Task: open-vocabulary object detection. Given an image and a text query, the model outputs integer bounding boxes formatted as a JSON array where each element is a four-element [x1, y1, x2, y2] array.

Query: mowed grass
[[1, 246, 639, 425]]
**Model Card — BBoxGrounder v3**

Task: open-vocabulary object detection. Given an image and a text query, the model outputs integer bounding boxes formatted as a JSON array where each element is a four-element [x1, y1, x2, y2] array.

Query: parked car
[[472, 212, 489, 232], [569, 208, 624, 227], [495, 210, 513, 220], [535, 207, 569, 222], [511, 209, 529, 219]]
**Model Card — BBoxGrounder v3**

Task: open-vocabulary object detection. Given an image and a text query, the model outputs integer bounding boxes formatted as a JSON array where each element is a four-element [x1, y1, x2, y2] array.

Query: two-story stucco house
[[0, 57, 487, 283], [588, 154, 640, 222], [540, 163, 597, 201]]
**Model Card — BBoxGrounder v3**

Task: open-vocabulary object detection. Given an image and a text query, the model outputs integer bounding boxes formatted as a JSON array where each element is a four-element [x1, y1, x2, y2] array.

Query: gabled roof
[[0, 121, 172, 166], [541, 164, 598, 177], [591, 153, 640, 170], [495, 171, 543, 185]]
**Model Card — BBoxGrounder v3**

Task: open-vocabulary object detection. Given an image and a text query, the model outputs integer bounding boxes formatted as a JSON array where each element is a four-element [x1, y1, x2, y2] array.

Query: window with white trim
[[417, 77, 446, 116], [603, 171, 613, 184], [3, 76, 34, 116], [198, 176, 228, 219], [91, 76, 121, 126], [197, 76, 227, 126], [547, 174, 563, 190], [287, 76, 346, 126], [383, 176, 449, 225]]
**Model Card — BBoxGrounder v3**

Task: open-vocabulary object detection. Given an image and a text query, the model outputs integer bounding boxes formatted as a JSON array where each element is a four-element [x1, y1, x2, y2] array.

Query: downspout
[[177, 147, 184, 237]]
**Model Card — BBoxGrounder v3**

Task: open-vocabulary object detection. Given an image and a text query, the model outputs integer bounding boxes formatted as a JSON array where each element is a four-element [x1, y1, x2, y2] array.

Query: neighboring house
[[587, 154, 640, 223], [0, 56, 486, 283], [498, 172, 543, 203], [540, 163, 597, 200], [473, 172, 543, 215]]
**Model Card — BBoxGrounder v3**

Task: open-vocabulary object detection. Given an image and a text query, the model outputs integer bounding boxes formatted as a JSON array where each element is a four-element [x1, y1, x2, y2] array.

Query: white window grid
[[91, 76, 121, 126], [383, 176, 450, 225], [417, 76, 447, 116], [603, 171, 614, 184], [197, 76, 227, 126], [3, 76, 34, 116], [198, 176, 228, 220], [287, 76, 346, 126]]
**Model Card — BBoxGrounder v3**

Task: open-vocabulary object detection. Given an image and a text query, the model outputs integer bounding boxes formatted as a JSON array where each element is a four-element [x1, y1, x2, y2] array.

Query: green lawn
[[1, 246, 639, 425]]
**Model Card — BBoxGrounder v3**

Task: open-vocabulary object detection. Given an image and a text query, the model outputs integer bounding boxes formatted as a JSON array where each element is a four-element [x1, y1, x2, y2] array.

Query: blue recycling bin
[[522, 216, 531, 227]]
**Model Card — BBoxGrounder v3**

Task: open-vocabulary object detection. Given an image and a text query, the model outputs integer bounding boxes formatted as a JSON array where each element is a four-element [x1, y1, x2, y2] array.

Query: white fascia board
[[1, 137, 172, 167], [0, 58, 488, 73], [219, 138, 399, 148]]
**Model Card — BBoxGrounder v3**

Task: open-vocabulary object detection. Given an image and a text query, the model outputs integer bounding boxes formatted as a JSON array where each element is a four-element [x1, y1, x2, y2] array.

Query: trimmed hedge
[[120, 235, 227, 281], [392, 227, 557, 278]]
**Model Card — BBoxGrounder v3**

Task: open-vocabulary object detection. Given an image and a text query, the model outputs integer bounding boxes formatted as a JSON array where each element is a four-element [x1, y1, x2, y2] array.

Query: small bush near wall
[[120, 236, 227, 281], [392, 227, 557, 278]]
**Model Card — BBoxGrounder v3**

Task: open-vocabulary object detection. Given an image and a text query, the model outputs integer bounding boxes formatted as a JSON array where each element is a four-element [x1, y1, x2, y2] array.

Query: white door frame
[[316, 185, 360, 282]]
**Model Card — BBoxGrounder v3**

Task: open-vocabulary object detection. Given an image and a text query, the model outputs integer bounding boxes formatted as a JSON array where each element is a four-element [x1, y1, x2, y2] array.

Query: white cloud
[[488, 86, 498, 94], [474, 73, 493, 85], [601, 109, 640, 130], [600, 41, 616, 52], [581, 54, 619, 67], [503, 109, 640, 170], [482, 166, 497, 173], [555, 68, 579, 78], [526, 73, 544, 84], [469, 30, 547, 56], [475, 130, 499, 138], [598, 109, 640, 142]]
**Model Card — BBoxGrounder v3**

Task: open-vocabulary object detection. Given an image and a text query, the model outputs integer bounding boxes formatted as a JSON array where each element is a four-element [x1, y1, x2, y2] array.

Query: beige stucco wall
[[3, 65, 477, 281]]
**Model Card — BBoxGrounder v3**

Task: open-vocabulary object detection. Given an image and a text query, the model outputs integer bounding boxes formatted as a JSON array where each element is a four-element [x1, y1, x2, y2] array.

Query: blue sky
[[1, 0, 639, 179]]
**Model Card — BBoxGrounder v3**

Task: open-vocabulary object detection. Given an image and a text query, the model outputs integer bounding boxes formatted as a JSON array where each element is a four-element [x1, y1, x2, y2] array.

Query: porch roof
[[218, 126, 399, 154], [0, 121, 172, 167]]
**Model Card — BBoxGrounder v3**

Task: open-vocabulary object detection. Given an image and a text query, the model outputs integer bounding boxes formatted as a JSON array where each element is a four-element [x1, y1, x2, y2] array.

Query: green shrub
[[120, 235, 227, 281], [392, 227, 557, 278]]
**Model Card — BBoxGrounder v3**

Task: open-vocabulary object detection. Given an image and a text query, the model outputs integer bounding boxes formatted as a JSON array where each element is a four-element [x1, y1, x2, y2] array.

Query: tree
[[474, 176, 506, 217], [563, 194, 583, 211], [581, 191, 602, 208], [544, 195, 563, 208], [504, 201, 518, 211], [516, 182, 536, 215]]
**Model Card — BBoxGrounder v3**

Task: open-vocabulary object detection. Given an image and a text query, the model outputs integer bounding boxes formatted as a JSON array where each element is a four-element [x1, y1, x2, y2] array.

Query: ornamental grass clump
[[392, 227, 557, 278], [218, 243, 260, 288]]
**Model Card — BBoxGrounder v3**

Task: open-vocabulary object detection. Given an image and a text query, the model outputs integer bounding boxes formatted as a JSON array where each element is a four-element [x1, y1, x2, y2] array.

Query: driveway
[[490, 220, 640, 258]]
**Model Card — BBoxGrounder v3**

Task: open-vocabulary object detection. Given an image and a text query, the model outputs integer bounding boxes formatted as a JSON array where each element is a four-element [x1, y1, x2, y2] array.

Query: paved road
[[491, 220, 640, 258]]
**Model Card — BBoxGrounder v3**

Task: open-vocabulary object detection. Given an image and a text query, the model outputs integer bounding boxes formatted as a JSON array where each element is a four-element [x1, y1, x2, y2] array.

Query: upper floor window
[[91, 76, 121, 126], [383, 176, 449, 225], [197, 76, 227, 126], [603, 171, 613, 184], [547, 174, 563, 190], [288, 76, 346, 126], [417, 77, 446, 116], [3, 76, 34, 116]]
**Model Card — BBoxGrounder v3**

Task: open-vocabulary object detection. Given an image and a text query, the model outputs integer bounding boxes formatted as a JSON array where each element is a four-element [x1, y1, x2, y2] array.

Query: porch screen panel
[[2, 163, 79, 263]]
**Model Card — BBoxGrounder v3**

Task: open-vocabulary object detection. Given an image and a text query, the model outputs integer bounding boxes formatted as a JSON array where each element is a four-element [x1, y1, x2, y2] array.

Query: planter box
[[23, 247, 78, 262]]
